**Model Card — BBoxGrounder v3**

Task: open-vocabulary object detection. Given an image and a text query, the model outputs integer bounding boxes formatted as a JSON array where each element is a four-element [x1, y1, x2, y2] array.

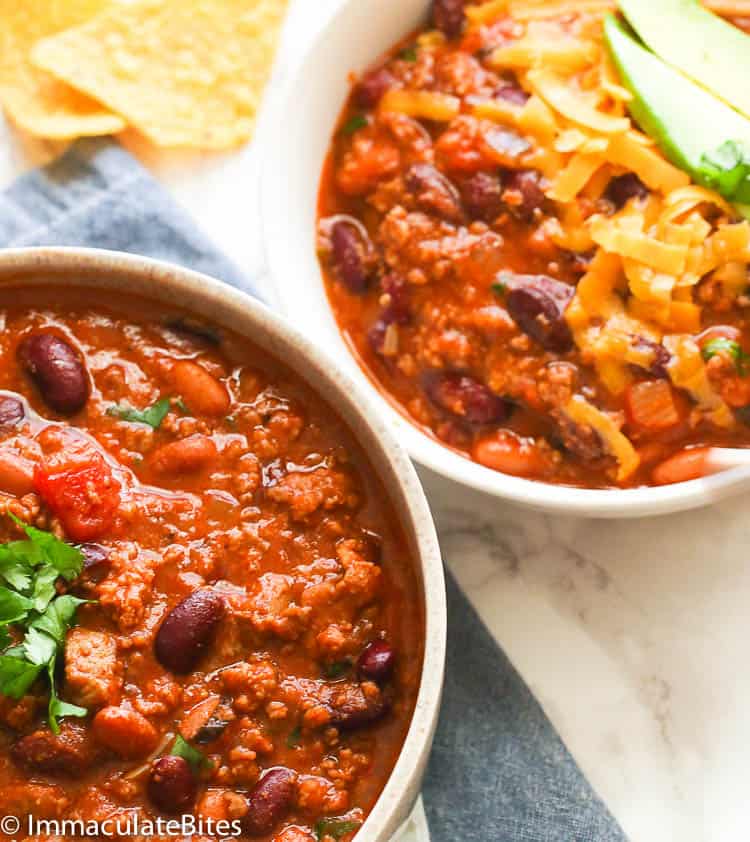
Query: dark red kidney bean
[[422, 371, 511, 425], [461, 171, 505, 221], [357, 641, 395, 683], [405, 163, 463, 222], [243, 768, 298, 837], [629, 337, 671, 379], [501, 273, 575, 352], [355, 67, 396, 108], [605, 173, 648, 209], [552, 410, 604, 461], [484, 127, 530, 162], [496, 83, 529, 106], [78, 543, 111, 584], [380, 273, 411, 325], [148, 756, 196, 814], [154, 589, 225, 673], [0, 394, 25, 430], [503, 170, 546, 220], [17, 333, 89, 415], [327, 683, 390, 730], [330, 219, 376, 294], [432, 0, 466, 38]]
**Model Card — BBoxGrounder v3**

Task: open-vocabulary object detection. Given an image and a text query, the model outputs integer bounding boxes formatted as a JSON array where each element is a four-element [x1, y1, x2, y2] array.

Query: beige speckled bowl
[[0, 247, 446, 842]]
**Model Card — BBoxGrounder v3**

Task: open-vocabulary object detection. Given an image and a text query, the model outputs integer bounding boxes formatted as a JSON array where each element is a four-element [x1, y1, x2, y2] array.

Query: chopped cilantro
[[0, 518, 86, 732], [342, 114, 368, 135], [323, 660, 351, 680], [171, 734, 213, 773], [399, 46, 418, 61], [286, 724, 302, 748], [492, 281, 507, 297], [315, 818, 362, 841], [107, 397, 171, 429], [701, 337, 749, 376]]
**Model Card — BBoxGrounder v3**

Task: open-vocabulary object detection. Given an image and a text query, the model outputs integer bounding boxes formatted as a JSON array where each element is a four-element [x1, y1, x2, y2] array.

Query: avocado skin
[[603, 15, 750, 213]]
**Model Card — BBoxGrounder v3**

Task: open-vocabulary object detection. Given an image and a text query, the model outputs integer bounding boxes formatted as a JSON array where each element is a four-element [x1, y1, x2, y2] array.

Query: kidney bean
[[552, 410, 604, 462], [357, 641, 395, 683], [496, 83, 529, 106], [500, 273, 575, 352], [432, 0, 466, 38], [12, 723, 95, 777], [405, 163, 463, 222], [483, 127, 530, 164], [380, 273, 411, 325], [461, 171, 505, 222], [327, 682, 390, 730], [330, 218, 376, 294], [0, 394, 25, 430], [355, 67, 396, 108], [92, 706, 159, 759], [629, 337, 671, 379], [150, 434, 218, 475], [148, 756, 197, 814], [170, 360, 230, 417], [155, 588, 225, 673], [243, 768, 298, 837], [0, 449, 35, 497], [17, 332, 89, 415], [503, 170, 546, 220], [605, 173, 648, 209], [79, 543, 111, 583], [422, 371, 511, 425]]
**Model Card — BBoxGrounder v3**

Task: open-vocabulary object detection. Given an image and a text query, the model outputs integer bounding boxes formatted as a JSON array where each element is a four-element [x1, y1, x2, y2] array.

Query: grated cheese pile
[[462, 0, 750, 479]]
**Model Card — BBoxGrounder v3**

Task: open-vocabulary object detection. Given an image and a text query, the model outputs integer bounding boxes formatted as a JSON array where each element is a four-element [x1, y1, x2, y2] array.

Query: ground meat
[[64, 628, 123, 709], [266, 467, 358, 520]]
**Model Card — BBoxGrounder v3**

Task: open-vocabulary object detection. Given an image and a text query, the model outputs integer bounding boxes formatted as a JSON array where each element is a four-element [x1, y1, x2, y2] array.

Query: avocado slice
[[619, 0, 750, 121], [603, 15, 750, 214]]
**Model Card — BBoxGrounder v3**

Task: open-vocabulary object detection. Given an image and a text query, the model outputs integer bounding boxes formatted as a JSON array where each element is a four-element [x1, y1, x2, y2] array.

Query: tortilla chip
[[32, 0, 289, 149], [0, 0, 125, 139]]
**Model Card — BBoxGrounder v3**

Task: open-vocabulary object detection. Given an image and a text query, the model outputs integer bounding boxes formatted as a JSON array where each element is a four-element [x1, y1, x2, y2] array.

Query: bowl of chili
[[261, 0, 750, 517], [0, 247, 445, 842]]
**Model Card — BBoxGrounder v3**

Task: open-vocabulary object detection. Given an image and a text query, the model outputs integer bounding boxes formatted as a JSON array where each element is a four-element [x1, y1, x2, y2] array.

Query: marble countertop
[[0, 2, 745, 841]]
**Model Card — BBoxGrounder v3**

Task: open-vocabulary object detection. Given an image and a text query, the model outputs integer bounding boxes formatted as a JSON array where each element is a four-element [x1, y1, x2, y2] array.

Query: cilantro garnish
[[0, 517, 87, 732], [699, 140, 750, 206], [314, 818, 362, 841], [171, 734, 213, 773], [701, 337, 750, 376], [323, 660, 351, 680], [399, 46, 418, 62], [342, 114, 368, 135], [286, 724, 302, 749], [107, 397, 171, 429]]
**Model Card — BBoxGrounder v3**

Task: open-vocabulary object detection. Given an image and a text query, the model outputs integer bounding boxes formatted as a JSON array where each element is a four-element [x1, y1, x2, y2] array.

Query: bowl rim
[[0, 245, 447, 842], [259, 0, 750, 519]]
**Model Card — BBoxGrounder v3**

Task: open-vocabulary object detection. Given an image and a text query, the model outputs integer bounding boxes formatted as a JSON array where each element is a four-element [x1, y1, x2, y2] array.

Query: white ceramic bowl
[[261, 0, 750, 518], [0, 247, 446, 842]]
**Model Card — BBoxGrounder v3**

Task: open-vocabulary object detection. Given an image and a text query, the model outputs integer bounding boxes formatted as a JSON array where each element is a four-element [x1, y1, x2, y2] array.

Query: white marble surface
[[0, 2, 747, 841]]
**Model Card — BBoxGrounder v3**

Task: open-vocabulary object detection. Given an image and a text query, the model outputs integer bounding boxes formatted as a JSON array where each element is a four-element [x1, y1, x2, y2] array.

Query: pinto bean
[[92, 706, 159, 759], [243, 768, 298, 837], [652, 447, 710, 485], [405, 163, 463, 222], [0, 394, 25, 429], [170, 360, 230, 417], [0, 448, 35, 497], [500, 272, 575, 352], [422, 371, 511, 425], [17, 332, 89, 415], [148, 756, 197, 814], [355, 67, 396, 108], [473, 430, 550, 477], [12, 722, 96, 777], [461, 171, 505, 221], [155, 588, 225, 673], [150, 435, 218, 475], [330, 219, 376, 294], [432, 0, 466, 38], [357, 641, 395, 683]]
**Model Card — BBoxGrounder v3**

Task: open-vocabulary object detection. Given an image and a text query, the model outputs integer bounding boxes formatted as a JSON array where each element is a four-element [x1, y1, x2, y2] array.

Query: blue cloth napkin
[[0, 138, 626, 842]]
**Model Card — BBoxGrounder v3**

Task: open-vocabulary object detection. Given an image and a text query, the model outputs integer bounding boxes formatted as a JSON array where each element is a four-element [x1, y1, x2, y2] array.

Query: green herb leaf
[[31, 566, 59, 614], [342, 114, 368, 135], [0, 587, 33, 625], [0, 650, 43, 699], [31, 596, 87, 645], [171, 734, 212, 773], [399, 46, 418, 61], [107, 397, 171, 429], [323, 660, 351, 680], [701, 337, 750, 375], [700, 140, 750, 205], [315, 818, 362, 841], [47, 659, 86, 734], [11, 515, 84, 582], [286, 724, 302, 748], [22, 627, 57, 666]]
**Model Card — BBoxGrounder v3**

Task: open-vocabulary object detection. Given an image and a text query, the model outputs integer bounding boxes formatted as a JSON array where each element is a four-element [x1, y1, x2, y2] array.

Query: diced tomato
[[624, 380, 687, 432], [34, 452, 121, 542]]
